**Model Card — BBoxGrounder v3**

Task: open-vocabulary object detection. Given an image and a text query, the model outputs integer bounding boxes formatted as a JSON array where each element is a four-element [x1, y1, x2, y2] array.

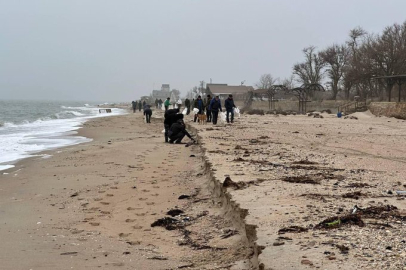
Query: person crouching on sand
[[163, 108, 180, 143], [144, 105, 152, 123], [168, 117, 195, 144]]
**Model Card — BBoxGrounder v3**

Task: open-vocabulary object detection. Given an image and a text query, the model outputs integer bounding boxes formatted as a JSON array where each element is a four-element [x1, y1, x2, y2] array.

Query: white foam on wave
[[0, 165, 15, 171], [0, 106, 126, 171]]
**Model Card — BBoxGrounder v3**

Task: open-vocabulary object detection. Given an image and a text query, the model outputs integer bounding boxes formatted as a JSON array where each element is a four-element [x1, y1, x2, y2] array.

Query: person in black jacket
[[163, 108, 180, 143], [209, 96, 222, 125], [169, 118, 194, 144], [131, 101, 137, 113], [185, 98, 191, 115], [144, 105, 152, 123], [206, 95, 212, 122], [224, 94, 236, 123]]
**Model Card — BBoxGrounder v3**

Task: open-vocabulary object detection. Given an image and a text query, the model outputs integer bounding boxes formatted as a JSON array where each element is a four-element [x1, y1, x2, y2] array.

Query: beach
[[0, 111, 251, 270], [1, 109, 406, 270]]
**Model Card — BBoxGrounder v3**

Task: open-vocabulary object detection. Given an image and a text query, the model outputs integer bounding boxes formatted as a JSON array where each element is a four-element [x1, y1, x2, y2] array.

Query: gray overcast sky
[[1, 0, 406, 102]]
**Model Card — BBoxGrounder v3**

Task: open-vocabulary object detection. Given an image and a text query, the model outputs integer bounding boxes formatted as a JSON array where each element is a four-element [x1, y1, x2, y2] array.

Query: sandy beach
[[0, 111, 251, 270], [1, 108, 406, 270]]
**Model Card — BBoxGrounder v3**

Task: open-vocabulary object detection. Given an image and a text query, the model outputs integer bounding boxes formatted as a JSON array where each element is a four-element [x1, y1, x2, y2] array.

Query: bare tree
[[255, 74, 280, 110], [293, 46, 325, 85], [281, 75, 295, 90], [361, 22, 406, 100], [255, 74, 277, 89], [320, 44, 349, 100]]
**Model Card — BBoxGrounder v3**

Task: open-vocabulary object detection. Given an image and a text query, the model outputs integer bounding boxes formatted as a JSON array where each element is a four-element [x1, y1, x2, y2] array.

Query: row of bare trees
[[258, 21, 406, 101]]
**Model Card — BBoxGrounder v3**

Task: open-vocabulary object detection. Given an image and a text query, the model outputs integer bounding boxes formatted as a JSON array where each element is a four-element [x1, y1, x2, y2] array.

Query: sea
[[0, 100, 127, 171]]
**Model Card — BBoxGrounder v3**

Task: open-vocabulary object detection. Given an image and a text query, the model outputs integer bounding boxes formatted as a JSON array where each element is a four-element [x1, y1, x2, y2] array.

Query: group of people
[[154, 99, 163, 109], [131, 100, 153, 123], [132, 94, 237, 143], [193, 94, 236, 124], [131, 100, 146, 113]]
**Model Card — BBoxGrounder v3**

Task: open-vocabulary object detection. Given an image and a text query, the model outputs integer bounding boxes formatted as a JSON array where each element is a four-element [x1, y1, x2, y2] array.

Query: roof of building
[[207, 84, 254, 95]]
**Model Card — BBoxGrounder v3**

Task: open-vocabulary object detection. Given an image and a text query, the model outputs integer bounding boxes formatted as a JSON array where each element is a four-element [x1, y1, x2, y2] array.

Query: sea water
[[0, 100, 127, 171]]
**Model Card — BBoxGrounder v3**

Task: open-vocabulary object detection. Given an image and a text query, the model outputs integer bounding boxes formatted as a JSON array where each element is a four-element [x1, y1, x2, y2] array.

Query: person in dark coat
[[163, 108, 180, 143], [155, 99, 159, 109], [142, 100, 146, 109], [193, 96, 204, 122], [131, 101, 137, 113], [144, 105, 152, 123], [168, 118, 194, 144], [209, 96, 222, 125], [138, 100, 142, 112], [158, 99, 163, 109], [224, 94, 236, 123], [205, 95, 212, 122], [185, 98, 191, 115]]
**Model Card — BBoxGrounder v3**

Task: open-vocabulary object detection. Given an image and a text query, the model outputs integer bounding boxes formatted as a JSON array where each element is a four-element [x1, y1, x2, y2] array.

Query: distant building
[[151, 84, 171, 101], [206, 84, 254, 100]]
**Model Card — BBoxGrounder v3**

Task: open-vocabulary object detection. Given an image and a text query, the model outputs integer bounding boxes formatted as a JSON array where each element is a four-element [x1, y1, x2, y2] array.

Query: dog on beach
[[197, 114, 207, 124]]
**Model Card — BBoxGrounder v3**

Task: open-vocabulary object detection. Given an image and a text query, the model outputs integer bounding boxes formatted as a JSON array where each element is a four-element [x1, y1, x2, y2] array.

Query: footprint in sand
[[146, 202, 155, 205], [132, 225, 143, 230], [125, 219, 136, 223], [90, 222, 100, 226], [151, 193, 159, 197], [139, 198, 148, 201], [141, 189, 150, 193], [100, 210, 110, 215], [98, 190, 106, 193], [110, 186, 118, 189], [127, 207, 136, 210], [118, 233, 131, 238], [106, 194, 114, 197], [94, 198, 103, 201], [100, 202, 110, 205], [152, 186, 160, 189], [126, 240, 141, 246], [136, 213, 146, 216]]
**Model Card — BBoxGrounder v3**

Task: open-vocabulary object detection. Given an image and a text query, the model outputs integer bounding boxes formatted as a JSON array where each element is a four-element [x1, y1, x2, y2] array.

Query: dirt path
[[0, 112, 252, 270]]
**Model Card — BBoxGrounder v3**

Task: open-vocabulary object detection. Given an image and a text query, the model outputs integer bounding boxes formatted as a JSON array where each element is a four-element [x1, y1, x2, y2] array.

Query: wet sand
[[190, 111, 406, 270], [0, 111, 251, 270]]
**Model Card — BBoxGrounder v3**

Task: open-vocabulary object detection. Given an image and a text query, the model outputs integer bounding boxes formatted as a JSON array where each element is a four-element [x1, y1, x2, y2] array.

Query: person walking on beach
[[225, 94, 236, 123], [155, 99, 159, 109], [144, 105, 152, 123], [209, 95, 222, 125], [168, 117, 195, 144], [138, 100, 142, 112], [164, 97, 171, 112], [206, 94, 212, 122], [131, 101, 137, 113], [164, 108, 180, 143], [158, 99, 163, 109], [177, 98, 182, 111], [193, 96, 204, 122], [185, 98, 191, 115]]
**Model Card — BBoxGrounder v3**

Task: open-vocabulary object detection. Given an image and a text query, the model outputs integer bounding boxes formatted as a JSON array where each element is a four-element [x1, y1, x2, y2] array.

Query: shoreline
[[0, 107, 129, 174]]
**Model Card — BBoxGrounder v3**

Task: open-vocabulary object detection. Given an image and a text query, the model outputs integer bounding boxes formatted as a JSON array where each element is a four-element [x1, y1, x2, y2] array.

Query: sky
[[1, 0, 406, 102]]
